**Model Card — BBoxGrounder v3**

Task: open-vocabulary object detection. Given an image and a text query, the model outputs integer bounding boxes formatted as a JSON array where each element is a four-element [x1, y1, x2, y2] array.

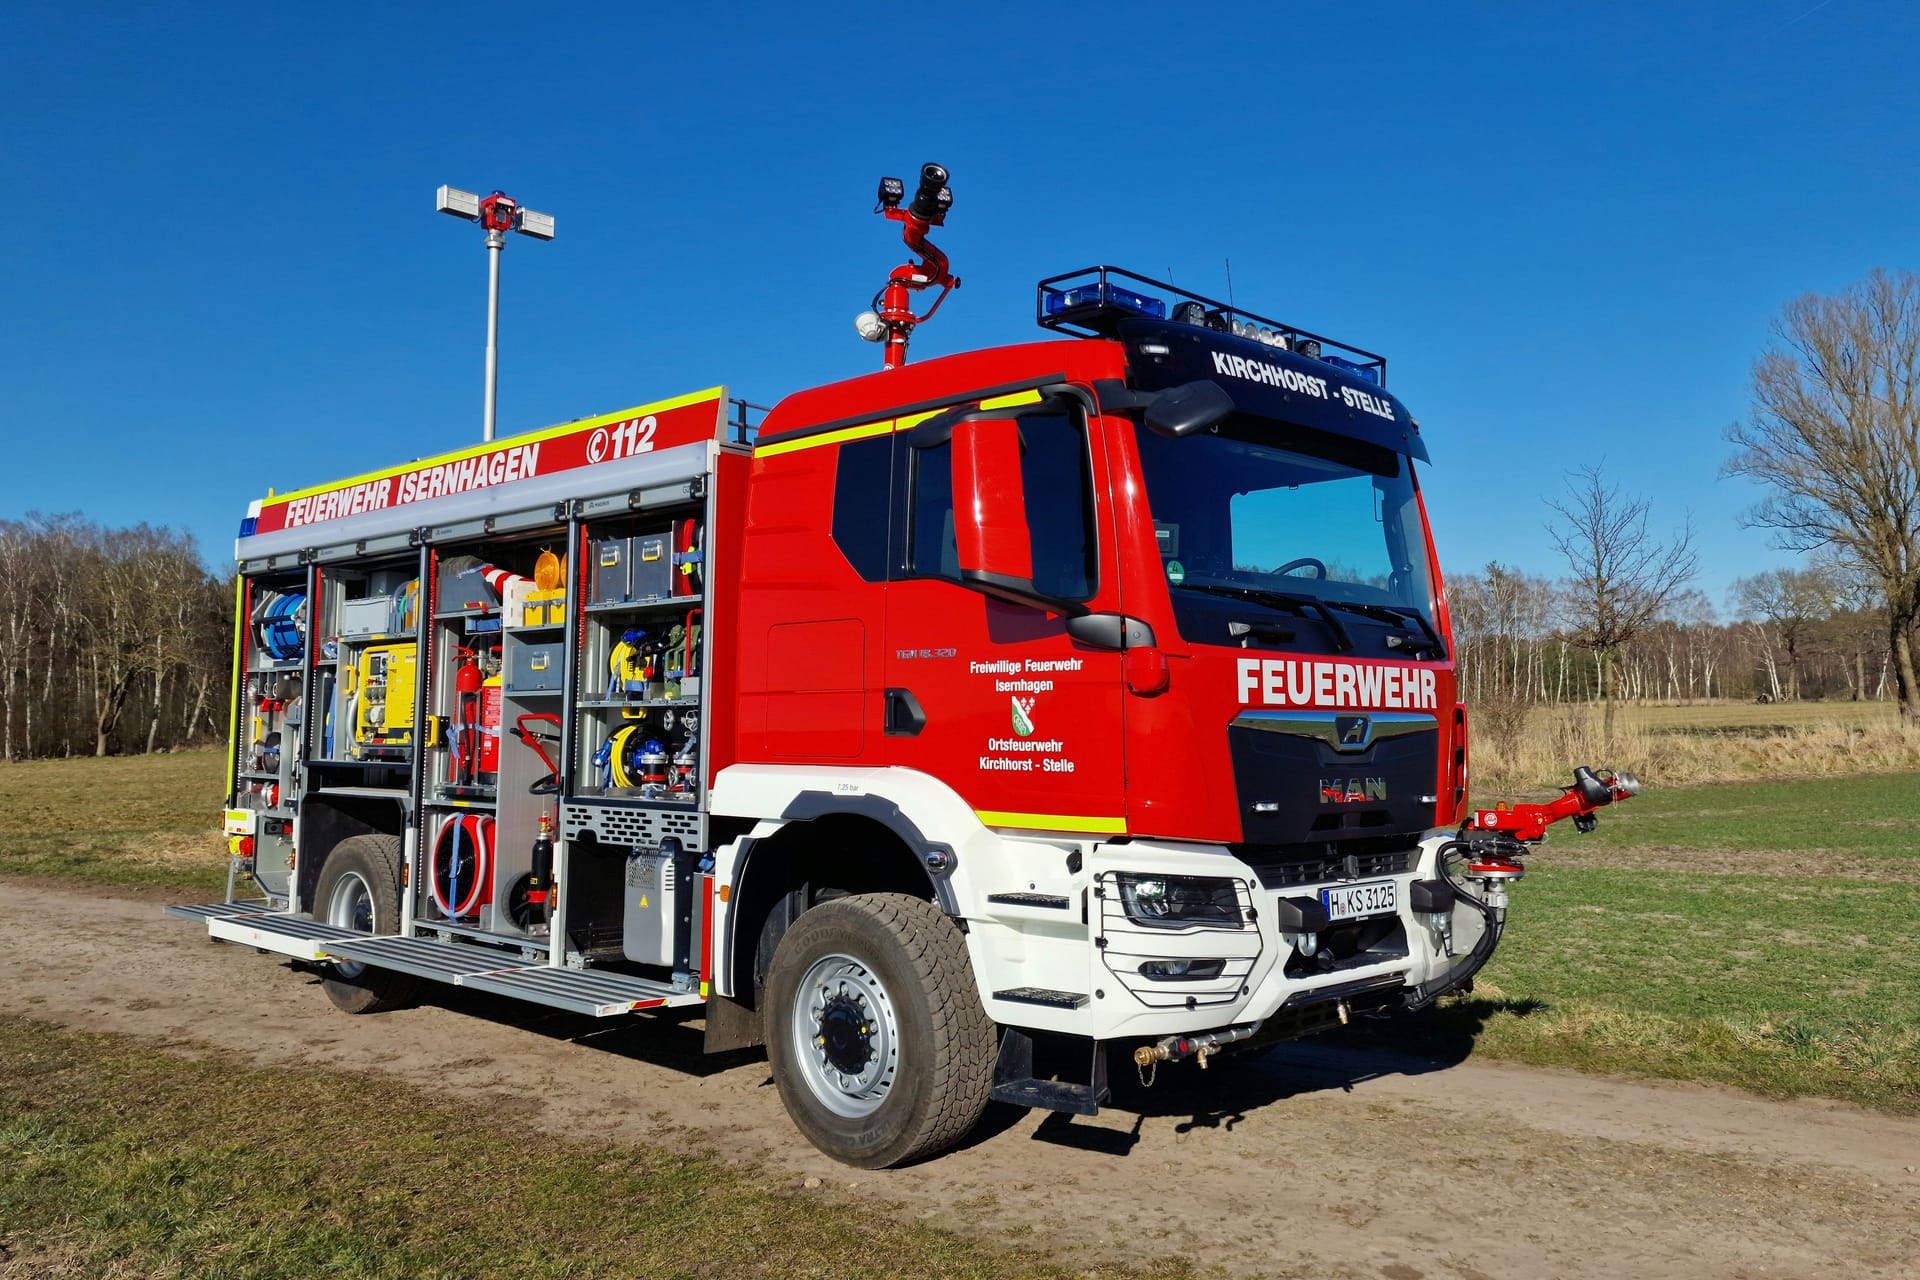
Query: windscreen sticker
[[1237, 657, 1436, 710]]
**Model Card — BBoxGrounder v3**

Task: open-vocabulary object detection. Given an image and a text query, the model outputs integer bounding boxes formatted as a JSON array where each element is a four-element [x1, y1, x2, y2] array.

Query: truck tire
[[312, 833, 420, 1015], [765, 893, 994, 1168]]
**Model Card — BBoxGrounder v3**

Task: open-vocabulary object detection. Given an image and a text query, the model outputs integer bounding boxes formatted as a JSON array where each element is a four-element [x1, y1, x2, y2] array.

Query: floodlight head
[[515, 208, 556, 241], [436, 184, 481, 220]]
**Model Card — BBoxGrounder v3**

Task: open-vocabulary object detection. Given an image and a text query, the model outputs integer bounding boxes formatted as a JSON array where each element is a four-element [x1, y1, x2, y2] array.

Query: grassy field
[[1621, 698, 1900, 732], [0, 1018, 1167, 1280], [1344, 769, 1920, 1111], [0, 751, 228, 895], [1473, 697, 1920, 790]]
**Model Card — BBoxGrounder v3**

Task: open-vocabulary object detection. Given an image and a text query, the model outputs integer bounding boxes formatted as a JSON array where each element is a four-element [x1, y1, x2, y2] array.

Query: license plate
[[1320, 879, 1398, 922]]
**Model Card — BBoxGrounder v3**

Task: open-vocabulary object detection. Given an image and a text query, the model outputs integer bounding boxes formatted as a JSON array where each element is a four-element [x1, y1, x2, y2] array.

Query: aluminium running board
[[165, 902, 702, 1018]]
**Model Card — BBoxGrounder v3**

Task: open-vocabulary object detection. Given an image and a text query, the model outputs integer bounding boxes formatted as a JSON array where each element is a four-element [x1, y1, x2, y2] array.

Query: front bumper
[[987, 830, 1471, 1042]]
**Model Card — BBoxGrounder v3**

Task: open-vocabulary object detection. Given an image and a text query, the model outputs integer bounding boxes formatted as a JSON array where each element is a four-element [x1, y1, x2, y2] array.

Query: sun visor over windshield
[[1116, 318, 1429, 464]]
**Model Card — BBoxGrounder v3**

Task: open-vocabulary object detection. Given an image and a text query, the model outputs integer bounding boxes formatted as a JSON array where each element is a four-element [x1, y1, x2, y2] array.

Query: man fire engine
[[174, 163, 1635, 1167]]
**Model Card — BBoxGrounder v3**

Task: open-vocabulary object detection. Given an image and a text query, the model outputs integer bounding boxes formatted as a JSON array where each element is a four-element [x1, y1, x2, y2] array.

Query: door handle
[[884, 688, 927, 737]]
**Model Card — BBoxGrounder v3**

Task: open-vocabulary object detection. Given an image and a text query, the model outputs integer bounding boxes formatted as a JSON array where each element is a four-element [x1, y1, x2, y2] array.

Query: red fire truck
[[173, 165, 1635, 1167]]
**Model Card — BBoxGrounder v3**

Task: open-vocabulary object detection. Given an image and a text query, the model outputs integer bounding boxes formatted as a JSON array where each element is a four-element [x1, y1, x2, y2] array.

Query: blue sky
[[4, 0, 1912, 616]]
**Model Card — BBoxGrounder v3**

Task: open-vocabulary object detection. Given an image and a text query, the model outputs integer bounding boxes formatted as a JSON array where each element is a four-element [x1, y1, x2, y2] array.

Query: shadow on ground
[[287, 963, 1549, 1161]]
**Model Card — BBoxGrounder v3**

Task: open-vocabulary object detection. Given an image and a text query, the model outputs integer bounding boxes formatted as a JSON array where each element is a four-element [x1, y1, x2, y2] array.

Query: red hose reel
[[430, 812, 495, 920]]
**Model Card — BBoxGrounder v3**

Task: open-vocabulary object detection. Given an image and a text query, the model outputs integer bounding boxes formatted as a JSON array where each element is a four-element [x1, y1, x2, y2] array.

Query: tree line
[[4, 269, 1916, 756], [1449, 559, 1903, 710], [0, 514, 231, 760]]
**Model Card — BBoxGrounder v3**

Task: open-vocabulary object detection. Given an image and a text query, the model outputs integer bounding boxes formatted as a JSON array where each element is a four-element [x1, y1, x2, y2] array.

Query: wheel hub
[[791, 953, 901, 1119], [818, 994, 873, 1075]]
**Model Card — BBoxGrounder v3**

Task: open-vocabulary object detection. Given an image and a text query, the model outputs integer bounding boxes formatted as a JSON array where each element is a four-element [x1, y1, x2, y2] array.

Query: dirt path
[[7, 881, 1917, 1280]]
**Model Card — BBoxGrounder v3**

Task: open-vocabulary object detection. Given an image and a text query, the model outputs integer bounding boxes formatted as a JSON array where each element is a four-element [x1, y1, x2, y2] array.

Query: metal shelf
[[431, 790, 498, 808], [506, 622, 568, 635], [575, 698, 700, 710], [504, 688, 563, 698], [583, 597, 695, 615]]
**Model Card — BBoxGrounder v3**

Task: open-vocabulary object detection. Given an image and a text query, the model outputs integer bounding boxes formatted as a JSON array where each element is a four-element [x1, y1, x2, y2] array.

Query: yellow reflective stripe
[[757, 388, 1051, 459], [975, 809, 1127, 835], [227, 574, 246, 789], [270, 386, 728, 504], [753, 417, 894, 458]]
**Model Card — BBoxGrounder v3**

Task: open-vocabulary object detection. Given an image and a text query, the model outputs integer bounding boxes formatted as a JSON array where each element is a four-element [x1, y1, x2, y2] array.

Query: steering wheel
[[1273, 557, 1327, 579]]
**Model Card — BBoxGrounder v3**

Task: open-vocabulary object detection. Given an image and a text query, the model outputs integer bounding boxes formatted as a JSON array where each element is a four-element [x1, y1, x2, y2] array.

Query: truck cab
[[726, 268, 1468, 1064]]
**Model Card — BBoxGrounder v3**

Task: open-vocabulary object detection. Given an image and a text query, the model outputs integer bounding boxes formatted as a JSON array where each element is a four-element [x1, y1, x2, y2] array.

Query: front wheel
[[764, 893, 994, 1168]]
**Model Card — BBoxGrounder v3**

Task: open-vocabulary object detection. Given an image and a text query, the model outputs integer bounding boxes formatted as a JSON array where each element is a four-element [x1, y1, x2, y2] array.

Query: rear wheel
[[312, 833, 420, 1014], [765, 893, 994, 1168]]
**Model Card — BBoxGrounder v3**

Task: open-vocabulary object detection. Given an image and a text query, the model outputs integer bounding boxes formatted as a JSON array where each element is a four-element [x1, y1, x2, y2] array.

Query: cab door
[[878, 393, 1128, 837]]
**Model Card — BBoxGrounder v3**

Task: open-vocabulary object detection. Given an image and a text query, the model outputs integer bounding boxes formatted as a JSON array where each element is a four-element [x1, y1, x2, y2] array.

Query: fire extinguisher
[[451, 647, 483, 787], [477, 668, 503, 786]]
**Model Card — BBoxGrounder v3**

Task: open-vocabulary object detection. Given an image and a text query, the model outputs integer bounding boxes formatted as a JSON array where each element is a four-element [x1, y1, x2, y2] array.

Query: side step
[[166, 903, 704, 1019], [985, 892, 1071, 909], [991, 1028, 1109, 1116], [209, 913, 369, 960], [992, 987, 1089, 1009], [321, 936, 703, 1018], [163, 900, 282, 922]]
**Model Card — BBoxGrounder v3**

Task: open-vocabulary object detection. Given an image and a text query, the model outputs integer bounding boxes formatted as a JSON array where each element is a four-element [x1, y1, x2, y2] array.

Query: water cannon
[[1466, 766, 1641, 843], [908, 162, 953, 222], [855, 161, 961, 369]]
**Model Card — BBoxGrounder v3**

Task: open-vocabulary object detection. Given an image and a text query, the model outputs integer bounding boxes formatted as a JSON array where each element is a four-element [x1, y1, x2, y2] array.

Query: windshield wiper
[[1171, 583, 1355, 652], [1316, 600, 1448, 659]]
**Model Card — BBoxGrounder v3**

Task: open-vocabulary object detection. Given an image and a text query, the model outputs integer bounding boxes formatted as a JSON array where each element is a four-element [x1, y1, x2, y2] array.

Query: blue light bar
[[1043, 282, 1167, 320], [1323, 355, 1380, 385]]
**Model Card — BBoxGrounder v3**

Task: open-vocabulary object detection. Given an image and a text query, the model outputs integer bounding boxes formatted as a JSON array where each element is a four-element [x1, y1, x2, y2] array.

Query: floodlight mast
[[435, 185, 556, 442]]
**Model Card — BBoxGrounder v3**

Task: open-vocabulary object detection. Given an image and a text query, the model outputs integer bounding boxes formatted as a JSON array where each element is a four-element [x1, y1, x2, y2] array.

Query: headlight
[[1114, 873, 1244, 927]]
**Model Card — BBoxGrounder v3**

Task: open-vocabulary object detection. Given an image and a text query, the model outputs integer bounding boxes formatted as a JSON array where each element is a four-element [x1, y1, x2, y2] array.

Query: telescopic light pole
[[436, 185, 557, 442]]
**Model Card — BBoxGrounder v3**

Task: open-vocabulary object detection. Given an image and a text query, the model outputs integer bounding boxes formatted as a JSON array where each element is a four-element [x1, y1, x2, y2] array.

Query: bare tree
[[1546, 465, 1699, 741], [1731, 565, 1836, 701], [1725, 268, 1920, 725]]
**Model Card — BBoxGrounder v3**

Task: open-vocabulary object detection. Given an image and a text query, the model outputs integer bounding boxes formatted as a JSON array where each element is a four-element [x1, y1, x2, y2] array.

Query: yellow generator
[[351, 643, 417, 759]]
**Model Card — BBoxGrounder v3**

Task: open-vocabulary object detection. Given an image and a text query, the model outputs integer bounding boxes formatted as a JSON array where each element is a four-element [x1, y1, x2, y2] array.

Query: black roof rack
[[1035, 265, 1386, 386]]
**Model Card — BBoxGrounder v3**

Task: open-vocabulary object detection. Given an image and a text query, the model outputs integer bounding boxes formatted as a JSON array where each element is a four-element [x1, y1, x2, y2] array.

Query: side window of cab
[[900, 406, 1098, 601]]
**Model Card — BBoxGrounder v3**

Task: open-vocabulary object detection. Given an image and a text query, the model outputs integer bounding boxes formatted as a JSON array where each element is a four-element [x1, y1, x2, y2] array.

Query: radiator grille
[[1239, 844, 1414, 890]]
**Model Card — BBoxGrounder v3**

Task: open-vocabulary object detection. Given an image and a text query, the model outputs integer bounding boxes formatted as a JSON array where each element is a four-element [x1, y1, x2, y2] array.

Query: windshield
[[1133, 417, 1440, 650]]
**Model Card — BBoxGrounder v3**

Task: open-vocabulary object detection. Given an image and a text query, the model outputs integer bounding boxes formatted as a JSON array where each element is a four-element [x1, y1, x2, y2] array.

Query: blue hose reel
[[257, 592, 306, 661]]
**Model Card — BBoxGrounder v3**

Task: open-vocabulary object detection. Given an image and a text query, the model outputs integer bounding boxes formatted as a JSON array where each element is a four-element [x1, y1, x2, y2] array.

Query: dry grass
[[0, 751, 228, 893], [1471, 699, 1920, 792]]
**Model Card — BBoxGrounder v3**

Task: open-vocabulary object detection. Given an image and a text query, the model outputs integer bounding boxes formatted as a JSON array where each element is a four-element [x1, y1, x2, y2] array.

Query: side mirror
[[949, 417, 1081, 614], [951, 416, 1033, 591], [1144, 379, 1235, 439]]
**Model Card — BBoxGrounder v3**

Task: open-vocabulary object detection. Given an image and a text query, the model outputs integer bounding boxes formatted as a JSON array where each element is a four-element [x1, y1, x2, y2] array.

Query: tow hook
[[1132, 1021, 1263, 1086]]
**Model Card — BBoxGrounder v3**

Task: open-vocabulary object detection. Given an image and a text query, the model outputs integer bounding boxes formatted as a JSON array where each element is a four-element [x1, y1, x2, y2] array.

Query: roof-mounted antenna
[[1224, 257, 1235, 314]]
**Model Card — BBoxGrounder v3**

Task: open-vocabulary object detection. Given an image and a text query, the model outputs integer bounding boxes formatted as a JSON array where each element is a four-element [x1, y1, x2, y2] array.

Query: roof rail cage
[[728, 398, 772, 446], [1035, 265, 1388, 387]]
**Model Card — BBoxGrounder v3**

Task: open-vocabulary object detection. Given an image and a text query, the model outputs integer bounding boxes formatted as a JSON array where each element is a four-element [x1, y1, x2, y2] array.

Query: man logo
[[1334, 714, 1372, 751]]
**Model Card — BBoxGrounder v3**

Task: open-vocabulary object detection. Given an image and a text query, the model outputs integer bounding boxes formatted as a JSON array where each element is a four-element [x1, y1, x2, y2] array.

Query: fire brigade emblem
[[1010, 696, 1037, 738]]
